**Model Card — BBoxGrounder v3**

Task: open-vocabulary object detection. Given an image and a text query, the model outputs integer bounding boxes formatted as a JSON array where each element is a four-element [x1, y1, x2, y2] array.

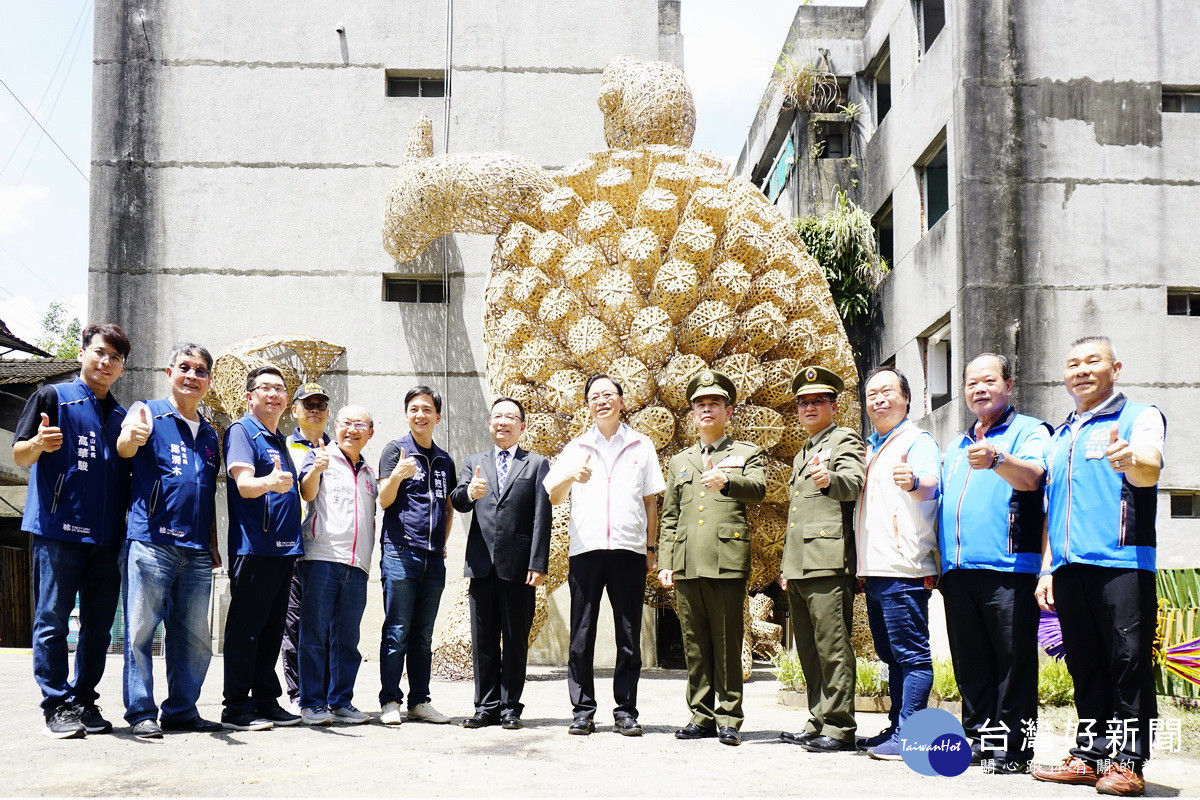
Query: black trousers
[[1054, 563, 1158, 773], [567, 549, 644, 720], [941, 569, 1038, 763], [469, 571, 536, 718], [223, 554, 297, 715], [281, 565, 302, 701]]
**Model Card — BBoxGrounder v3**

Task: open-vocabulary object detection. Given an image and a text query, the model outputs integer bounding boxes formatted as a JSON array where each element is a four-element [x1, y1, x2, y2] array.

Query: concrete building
[[738, 0, 1200, 566], [87, 1, 683, 665]]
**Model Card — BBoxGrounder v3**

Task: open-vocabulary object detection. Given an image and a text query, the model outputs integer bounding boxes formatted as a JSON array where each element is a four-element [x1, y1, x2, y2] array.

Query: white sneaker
[[331, 706, 371, 725], [407, 702, 451, 724], [380, 702, 404, 726], [301, 707, 332, 726], [287, 698, 302, 716]]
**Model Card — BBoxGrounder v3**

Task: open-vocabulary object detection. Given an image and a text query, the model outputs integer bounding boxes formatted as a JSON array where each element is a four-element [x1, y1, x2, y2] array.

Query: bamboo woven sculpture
[[382, 56, 859, 680]]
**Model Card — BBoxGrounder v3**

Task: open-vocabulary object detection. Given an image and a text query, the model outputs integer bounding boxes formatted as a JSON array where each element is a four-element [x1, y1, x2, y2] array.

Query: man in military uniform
[[659, 369, 766, 747], [778, 366, 865, 753]]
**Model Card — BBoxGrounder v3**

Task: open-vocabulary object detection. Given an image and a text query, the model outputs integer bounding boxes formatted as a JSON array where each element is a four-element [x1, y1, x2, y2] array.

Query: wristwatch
[[990, 449, 1006, 470], [646, 546, 658, 553]]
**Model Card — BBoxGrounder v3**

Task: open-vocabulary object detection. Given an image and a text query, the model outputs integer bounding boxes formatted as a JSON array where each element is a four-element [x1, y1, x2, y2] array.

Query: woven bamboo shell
[[732, 301, 786, 354], [659, 354, 708, 411], [624, 305, 675, 370], [505, 382, 554, 415], [576, 200, 626, 256], [618, 227, 662, 295], [712, 353, 765, 403], [762, 455, 792, 505], [682, 186, 731, 230], [667, 219, 716, 276], [748, 503, 787, 592], [538, 286, 585, 335], [676, 300, 736, 362], [565, 315, 621, 375], [595, 165, 637, 219], [606, 356, 655, 411], [720, 217, 772, 270], [749, 592, 784, 659], [766, 317, 819, 362], [498, 221, 540, 265], [556, 157, 601, 200], [518, 339, 571, 383], [544, 369, 587, 414], [772, 420, 810, 462], [509, 266, 552, 308], [700, 260, 751, 308], [567, 406, 593, 441], [649, 161, 696, 196], [539, 186, 583, 232], [208, 354, 300, 421], [745, 268, 797, 312], [729, 405, 785, 451], [649, 259, 700, 323], [593, 269, 645, 334], [496, 307, 535, 348], [629, 405, 675, 450], [753, 358, 803, 409], [632, 186, 680, 232], [529, 230, 573, 276], [520, 413, 569, 455]]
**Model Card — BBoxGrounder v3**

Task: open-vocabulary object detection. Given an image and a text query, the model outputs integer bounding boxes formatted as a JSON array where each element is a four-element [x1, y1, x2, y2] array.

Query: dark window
[[923, 321, 952, 411], [1163, 91, 1200, 113], [873, 198, 894, 266], [920, 144, 949, 231], [386, 75, 446, 98], [816, 121, 849, 159], [1167, 289, 1200, 316], [869, 42, 891, 124], [917, 0, 945, 53], [1171, 492, 1198, 519], [384, 277, 448, 304]]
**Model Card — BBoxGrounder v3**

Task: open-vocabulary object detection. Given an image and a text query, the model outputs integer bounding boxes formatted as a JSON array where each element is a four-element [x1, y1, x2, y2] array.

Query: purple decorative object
[[1038, 610, 1066, 659]]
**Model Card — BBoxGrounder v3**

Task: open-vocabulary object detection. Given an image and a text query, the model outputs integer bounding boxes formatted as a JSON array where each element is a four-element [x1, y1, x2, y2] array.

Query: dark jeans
[[1054, 563, 1157, 774], [942, 569, 1038, 763], [469, 571, 536, 718], [567, 549, 645, 720], [864, 576, 933, 737], [298, 560, 367, 710], [222, 554, 297, 715], [379, 543, 446, 707], [31, 536, 121, 713], [281, 564, 302, 701]]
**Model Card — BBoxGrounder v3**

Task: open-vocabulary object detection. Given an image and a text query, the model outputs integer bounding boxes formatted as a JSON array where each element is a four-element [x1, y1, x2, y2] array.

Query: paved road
[[0, 650, 1196, 797]]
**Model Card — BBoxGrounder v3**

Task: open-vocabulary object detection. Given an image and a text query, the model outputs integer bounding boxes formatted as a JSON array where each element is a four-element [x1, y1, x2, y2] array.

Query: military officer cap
[[791, 365, 845, 398], [687, 369, 737, 405]]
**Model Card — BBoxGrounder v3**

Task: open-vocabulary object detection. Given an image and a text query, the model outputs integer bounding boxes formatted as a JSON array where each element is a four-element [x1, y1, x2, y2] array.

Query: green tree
[[36, 301, 82, 359]]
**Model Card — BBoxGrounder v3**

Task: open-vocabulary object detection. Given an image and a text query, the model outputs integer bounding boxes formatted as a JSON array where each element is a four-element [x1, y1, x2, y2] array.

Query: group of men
[[14, 325, 1164, 795]]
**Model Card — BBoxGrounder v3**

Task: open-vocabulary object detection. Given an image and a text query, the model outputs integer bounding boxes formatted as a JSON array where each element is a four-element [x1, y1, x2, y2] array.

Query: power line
[[0, 242, 75, 299], [0, 77, 89, 183]]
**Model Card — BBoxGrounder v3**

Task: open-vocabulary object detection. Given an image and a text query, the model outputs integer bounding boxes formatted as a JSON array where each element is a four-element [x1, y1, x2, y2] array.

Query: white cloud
[[0, 184, 51, 237]]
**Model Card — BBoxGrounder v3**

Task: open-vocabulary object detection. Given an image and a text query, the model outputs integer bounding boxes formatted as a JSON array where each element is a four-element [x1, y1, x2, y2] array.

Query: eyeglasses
[[588, 391, 618, 403], [797, 397, 832, 408], [174, 363, 210, 379], [251, 383, 287, 395], [490, 413, 522, 422], [337, 420, 370, 431], [89, 347, 125, 366], [301, 400, 329, 411]]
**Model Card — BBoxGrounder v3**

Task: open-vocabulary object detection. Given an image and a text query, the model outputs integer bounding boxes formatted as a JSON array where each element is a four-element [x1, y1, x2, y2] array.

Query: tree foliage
[[793, 189, 889, 329], [36, 301, 82, 359]]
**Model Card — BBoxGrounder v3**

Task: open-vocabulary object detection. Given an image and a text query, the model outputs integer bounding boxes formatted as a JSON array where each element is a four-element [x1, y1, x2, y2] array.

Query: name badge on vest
[[717, 455, 745, 468], [1085, 428, 1111, 460]]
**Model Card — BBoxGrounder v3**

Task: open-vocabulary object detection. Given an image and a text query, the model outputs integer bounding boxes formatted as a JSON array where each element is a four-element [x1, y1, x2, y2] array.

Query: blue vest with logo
[[224, 414, 303, 557], [127, 398, 221, 550], [939, 408, 1049, 574], [22, 379, 129, 547], [379, 433, 454, 552], [1046, 395, 1160, 572]]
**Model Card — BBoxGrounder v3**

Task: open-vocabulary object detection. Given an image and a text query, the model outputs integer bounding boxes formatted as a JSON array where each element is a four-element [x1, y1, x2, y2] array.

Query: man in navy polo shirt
[[116, 343, 223, 739], [13, 323, 132, 739], [377, 386, 455, 726], [221, 365, 304, 731]]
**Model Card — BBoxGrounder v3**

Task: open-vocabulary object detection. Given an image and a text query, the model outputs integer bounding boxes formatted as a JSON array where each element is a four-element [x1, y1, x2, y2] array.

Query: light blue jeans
[[122, 540, 213, 725]]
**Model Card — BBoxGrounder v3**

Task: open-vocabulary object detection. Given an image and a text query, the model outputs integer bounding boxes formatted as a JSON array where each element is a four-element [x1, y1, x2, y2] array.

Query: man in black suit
[[450, 397, 552, 730]]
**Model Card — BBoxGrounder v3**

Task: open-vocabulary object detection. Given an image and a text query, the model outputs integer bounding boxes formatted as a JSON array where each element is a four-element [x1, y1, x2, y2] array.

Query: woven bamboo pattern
[[762, 455, 793, 505], [749, 592, 784, 659], [748, 503, 787, 593], [382, 56, 857, 678], [629, 405, 675, 450], [205, 335, 344, 423]]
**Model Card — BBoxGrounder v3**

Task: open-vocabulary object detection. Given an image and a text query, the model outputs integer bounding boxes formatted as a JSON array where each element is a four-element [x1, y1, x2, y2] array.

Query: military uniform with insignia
[[779, 365, 865, 752], [659, 370, 766, 745]]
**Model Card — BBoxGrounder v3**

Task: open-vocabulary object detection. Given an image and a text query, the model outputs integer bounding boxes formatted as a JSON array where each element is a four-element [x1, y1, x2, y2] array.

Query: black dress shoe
[[568, 718, 595, 735], [501, 717, 523, 730], [613, 717, 643, 736], [718, 726, 741, 746], [675, 723, 717, 740], [462, 713, 499, 729], [780, 730, 815, 745], [160, 716, 223, 733], [800, 735, 855, 753]]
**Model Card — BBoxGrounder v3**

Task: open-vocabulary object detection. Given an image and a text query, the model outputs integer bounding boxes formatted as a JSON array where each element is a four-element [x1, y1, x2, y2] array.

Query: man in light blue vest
[[13, 323, 132, 739], [116, 343, 222, 738], [1033, 336, 1165, 797]]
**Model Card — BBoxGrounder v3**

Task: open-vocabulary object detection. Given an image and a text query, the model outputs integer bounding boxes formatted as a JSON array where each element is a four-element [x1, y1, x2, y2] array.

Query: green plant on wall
[[768, 44, 840, 114], [793, 189, 889, 330]]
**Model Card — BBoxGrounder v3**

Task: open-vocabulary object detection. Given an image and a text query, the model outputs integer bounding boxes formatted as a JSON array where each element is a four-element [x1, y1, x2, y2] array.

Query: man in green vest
[[659, 369, 766, 747], [778, 365, 865, 753]]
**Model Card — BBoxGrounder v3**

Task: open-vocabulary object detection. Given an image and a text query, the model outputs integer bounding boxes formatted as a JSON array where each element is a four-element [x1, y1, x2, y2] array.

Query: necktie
[[497, 449, 510, 492]]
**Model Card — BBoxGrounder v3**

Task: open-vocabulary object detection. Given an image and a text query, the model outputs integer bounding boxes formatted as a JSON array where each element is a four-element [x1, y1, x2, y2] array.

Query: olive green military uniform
[[660, 434, 766, 731], [782, 421, 865, 743]]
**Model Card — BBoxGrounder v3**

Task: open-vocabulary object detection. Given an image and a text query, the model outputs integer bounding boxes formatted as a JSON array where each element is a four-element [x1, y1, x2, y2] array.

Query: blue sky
[[0, 1, 832, 347]]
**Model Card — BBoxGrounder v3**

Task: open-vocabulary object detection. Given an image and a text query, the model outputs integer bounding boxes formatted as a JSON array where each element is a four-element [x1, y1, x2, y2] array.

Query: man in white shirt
[[544, 374, 665, 736]]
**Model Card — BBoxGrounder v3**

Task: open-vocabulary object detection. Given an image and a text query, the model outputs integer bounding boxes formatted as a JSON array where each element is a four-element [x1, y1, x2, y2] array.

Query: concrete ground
[[1, 649, 1198, 798]]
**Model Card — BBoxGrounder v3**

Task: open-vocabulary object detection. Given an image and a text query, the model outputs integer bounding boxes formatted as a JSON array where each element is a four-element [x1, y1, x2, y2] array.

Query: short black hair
[[584, 373, 624, 398], [865, 365, 911, 405], [491, 396, 525, 421], [963, 352, 1012, 382], [405, 385, 442, 414], [82, 323, 131, 359], [245, 365, 285, 392]]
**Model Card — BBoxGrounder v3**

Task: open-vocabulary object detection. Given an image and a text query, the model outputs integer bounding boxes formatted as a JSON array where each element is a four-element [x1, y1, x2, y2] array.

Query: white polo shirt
[[545, 423, 666, 556]]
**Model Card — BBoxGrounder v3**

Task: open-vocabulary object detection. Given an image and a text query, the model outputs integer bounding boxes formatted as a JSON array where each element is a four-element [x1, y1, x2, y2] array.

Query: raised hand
[[267, 454, 295, 493], [127, 406, 153, 450], [1105, 423, 1135, 473], [311, 444, 330, 474], [36, 412, 64, 453], [392, 447, 418, 481], [892, 450, 916, 491], [468, 464, 488, 499], [966, 425, 994, 470], [572, 452, 593, 484], [809, 453, 831, 489], [699, 450, 727, 491]]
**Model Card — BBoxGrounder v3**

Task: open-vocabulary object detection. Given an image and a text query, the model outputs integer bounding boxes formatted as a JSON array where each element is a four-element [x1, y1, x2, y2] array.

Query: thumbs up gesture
[[267, 454, 294, 493], [392, 447, 418, 481], [35, 412, 63, 453], [809, 452, 831, 489], [892, 450, 917, 491], [127, 406, 152, 450], [1105, 423, 1135, 473], [468, 464, 488, 499], [572, 452, 593, 484], [966, 425, 994, 470], [700, 449, 728, 491], [311, 444, 330, 474]]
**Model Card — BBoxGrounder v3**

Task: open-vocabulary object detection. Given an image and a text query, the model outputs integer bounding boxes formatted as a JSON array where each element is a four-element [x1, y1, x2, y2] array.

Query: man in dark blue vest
[[221, 365, 304, 731], [116, 343, 222, 738], [13, 323, 132, 739]]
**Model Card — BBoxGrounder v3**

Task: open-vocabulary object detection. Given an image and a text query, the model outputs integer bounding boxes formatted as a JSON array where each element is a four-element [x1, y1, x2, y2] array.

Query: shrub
[[931, 659, 961, 702], [771, 650, 806, 692], [857, 658, 889, 697], [1038, 658, 1075, 707]]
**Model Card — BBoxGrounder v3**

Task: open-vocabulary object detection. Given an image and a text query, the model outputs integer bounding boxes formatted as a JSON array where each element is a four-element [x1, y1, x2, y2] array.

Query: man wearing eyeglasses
[[14, 323, 133, 739], [220, 365, 304, 731], [544, 374, 664, 737], [115, 343, 223, 738], [451, 398, 551, 731], [280, 382, 331, 714], [777, 366, 865, 754]]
